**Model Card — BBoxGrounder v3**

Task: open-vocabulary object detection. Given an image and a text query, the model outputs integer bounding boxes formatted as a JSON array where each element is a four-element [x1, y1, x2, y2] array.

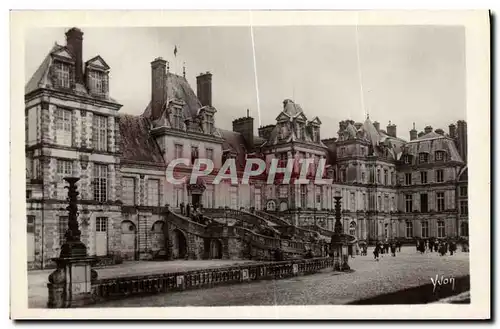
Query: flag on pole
[[174, 45, 178, 57]]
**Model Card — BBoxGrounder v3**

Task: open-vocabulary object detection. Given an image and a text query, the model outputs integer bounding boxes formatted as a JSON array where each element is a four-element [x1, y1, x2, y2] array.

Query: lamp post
[[47, 177, 97, 308], [330, 190, 348, 271]]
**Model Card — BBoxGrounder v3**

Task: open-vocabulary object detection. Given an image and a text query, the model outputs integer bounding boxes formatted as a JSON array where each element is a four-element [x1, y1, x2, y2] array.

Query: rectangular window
[[406, 221, 413, 238], [93, 164, 108, 202], [405, 194, 413, 212], [316, 193, 321, 206], [460, 186, 468, 197], [377, 169, 381, 184], [122, 177, 135, 205], [460, 200, 468, 215], [55, 62, 70, 88], [175, 144, 183, 159], [384, 196, 389, 212], [361, 172, 366, 183], [300, 185, 307, 208], [26, 190, 32, 199], [391, 196, 395, 211], [421, 221, 429, 238], [27, 215, 35, 233], [378, 195, 382, 211], [420, 193, 428, 213], [437, 192, 445, 212], [191, 146, 199, 164], [174, 186, 184, 207], [59, 216, 68, 245], [420, 171, 428, 184], [279, 186, 287, 198], [405, 173, 412, 185], [435, 151, 444, 161], [363, 193, 368, 210], [55, 108, 72, 146], [384, 170, 388, 185], [96, 217, 108, 232], [147, 179, 160, 206], [206, 148, 214, 161], [436, 169, 444, 183], [340, 147, 345, 156], [89, 70, 105, 94], [361, 147, 366, 156], [437, 221, 445, 238], [56, 159, 73, 175], [419, 153, 429, 163], [92, 114, 108, 151]]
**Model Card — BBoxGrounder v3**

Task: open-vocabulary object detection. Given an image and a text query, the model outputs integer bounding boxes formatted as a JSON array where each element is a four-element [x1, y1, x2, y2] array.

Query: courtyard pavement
[[86, 247, 470, 307]]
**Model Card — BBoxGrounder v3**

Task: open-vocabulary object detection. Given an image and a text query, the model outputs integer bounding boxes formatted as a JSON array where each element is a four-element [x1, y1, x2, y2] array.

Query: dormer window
[[419, 153, 429, 163], [435, 151, 445, 162], [89, 70, 105, 95], [55, 61, 70, 89]]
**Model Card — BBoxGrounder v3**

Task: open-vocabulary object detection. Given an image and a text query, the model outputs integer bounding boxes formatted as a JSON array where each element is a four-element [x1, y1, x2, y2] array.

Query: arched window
[[151, 221, 164, 233], [460, 222, 469, 237], [266, 200, 276, 211], [349, 221, 356, 236], [421, 221, 429, 238], [437, 220, 446, 238], [405, 221, 413, 238]]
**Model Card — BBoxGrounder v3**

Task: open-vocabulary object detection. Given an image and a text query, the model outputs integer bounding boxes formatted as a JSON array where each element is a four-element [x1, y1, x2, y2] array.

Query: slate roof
[[25, 42, 118, 103], [118, 114, 165, 166], [403, 131, 463, 163], [143, 72, 202, 120], [220, 129, 247, 170]]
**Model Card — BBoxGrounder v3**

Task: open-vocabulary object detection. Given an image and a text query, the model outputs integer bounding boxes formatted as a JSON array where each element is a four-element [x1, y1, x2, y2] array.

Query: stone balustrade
[[90, 257, 334, 305]]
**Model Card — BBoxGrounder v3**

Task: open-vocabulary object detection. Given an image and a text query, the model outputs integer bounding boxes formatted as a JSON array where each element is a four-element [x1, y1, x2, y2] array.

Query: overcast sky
[[25, 26, 465, 140]]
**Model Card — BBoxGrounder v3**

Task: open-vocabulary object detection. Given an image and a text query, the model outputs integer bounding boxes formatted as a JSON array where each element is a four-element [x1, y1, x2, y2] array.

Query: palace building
[[25, 28, 469, 269]]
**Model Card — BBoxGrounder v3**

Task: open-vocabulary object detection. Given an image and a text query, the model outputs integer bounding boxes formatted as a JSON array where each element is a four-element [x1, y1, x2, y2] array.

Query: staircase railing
[[255, 210, 290, 226]]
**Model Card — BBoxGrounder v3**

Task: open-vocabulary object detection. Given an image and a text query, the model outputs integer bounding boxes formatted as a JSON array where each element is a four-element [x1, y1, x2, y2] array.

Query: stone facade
[[25, 27, 469, 270]]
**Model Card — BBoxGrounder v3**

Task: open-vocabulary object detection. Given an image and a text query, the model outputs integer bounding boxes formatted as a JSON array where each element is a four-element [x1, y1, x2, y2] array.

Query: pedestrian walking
[[390, 243, 396, 257], [180, 202, 185, 215], [373, 245, 380, 261]]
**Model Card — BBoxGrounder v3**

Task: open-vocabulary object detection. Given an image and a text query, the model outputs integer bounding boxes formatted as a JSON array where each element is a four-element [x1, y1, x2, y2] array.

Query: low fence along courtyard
[[90, 257, 334, 305]]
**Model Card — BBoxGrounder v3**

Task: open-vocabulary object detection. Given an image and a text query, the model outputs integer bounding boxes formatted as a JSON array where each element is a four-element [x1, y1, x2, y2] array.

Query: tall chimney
[[373, 121, 380, 132], [197, 72, 212, 107], [410, 122, 418, 141], [387, 121, 397, 138], [424, 126, 433, 134], [456, 120, 468, 163], [233, 112, 254, 150], [65, 28, 84, 84], [449, 123, 457, 139], [151, 57, 167, 120]]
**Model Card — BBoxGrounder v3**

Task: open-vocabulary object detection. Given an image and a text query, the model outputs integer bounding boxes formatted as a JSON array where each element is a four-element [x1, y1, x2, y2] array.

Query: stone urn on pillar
[[47, 177, 98, 308]]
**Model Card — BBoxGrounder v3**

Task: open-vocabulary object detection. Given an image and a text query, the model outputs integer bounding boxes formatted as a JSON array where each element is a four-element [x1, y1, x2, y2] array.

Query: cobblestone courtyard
[[87, 247, 469, 307]]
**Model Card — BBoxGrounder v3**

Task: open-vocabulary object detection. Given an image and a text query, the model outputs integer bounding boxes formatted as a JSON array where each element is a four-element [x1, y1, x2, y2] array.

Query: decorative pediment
[[309, 116, 322, 125], [51, 47, 74, 61], [294, 112, 308, 122], [85, 55, 110, 71], [275, 111, 291, 122]]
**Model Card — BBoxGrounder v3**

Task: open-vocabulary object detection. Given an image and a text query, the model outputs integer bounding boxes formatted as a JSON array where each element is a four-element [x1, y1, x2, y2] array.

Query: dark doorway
[[173, 229, 188, 259], [192, 194, 201, 208], [420, 193, 428, 213], [210, 239, 223, 259]]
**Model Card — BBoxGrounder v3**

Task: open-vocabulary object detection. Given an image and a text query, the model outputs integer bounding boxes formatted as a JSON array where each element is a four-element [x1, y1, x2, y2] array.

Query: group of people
[[371, 240, 403, 260], [179, 202, 212, 225], [415, 238, 466, 256]]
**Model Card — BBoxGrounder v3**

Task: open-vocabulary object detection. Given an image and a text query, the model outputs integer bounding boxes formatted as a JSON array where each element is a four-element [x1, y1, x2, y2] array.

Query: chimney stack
[[418, 131, 425, 138], [387, 121, 397, 138], [435, 128, 445, 135], [65, 28, 84, 84], [424, 125, 433, 134], [258, 125, 275, 140], [151, 57, 167, 120], [449, 123, 457, 139], [233, 112, 254, 150], [456, 120, 468, 163], [373, 121, 380, 132], [410, 122, 418, 141], [197, 72, 212, 107]]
